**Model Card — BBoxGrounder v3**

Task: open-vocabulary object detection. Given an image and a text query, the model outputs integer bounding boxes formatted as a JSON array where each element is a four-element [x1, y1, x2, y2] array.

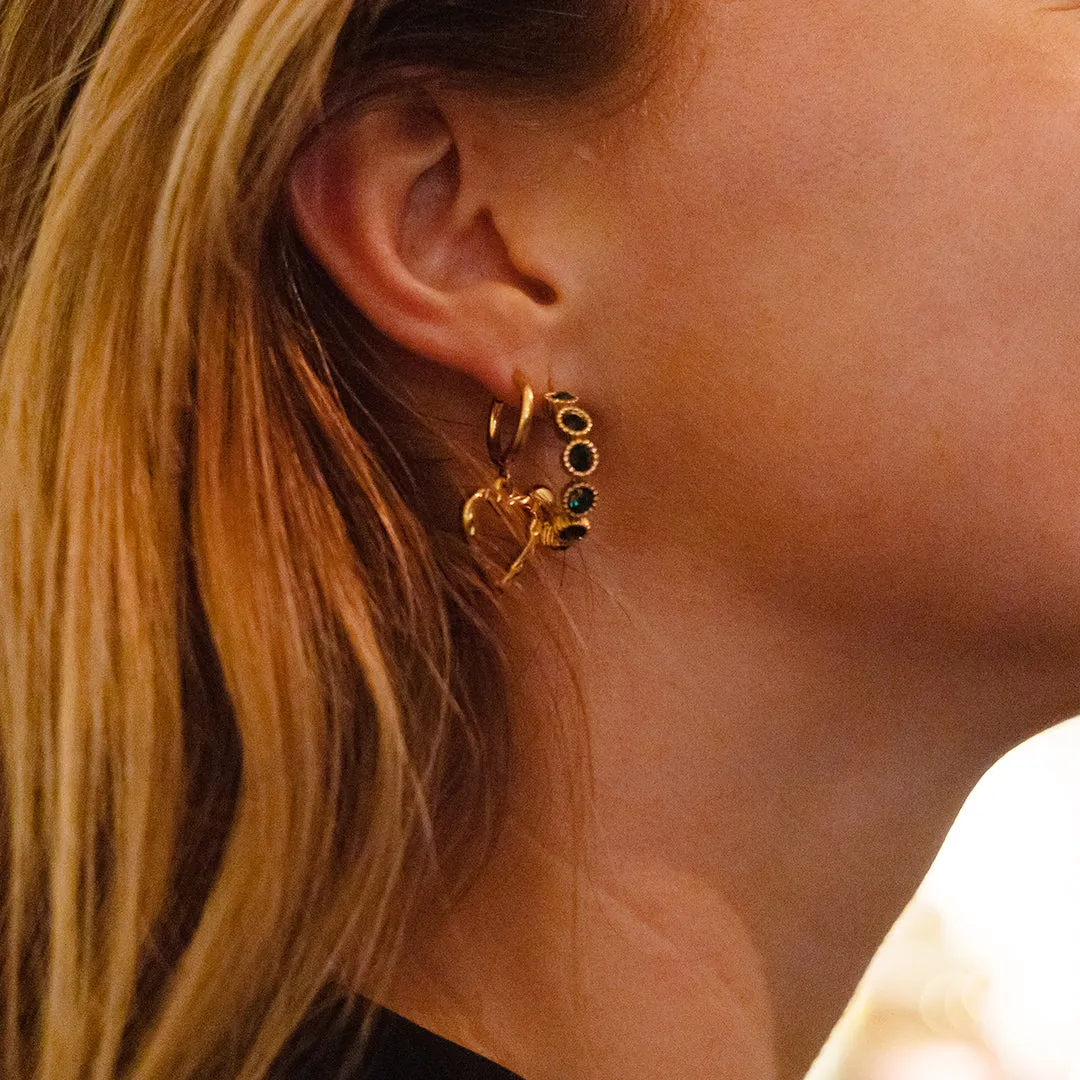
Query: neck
[[379, 552, 1073, 1080]]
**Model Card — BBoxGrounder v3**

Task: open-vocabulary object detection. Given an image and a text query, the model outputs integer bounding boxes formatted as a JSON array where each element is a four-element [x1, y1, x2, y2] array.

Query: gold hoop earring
[[462, 380, 597, 589]]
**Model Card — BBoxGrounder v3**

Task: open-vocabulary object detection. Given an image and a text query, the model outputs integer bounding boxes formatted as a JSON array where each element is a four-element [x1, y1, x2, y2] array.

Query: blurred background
[[809, 716, 1080, 1080]]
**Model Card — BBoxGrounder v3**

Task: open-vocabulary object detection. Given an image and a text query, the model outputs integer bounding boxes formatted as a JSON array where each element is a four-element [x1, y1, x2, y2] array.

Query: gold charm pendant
[[462, 381, 598, 589]]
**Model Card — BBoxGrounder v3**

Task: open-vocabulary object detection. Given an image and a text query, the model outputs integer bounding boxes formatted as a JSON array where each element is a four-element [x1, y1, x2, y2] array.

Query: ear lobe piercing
[[462, 382, 597, 588]]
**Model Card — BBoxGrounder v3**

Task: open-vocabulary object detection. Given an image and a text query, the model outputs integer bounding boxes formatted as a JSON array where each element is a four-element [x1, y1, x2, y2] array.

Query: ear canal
[[446, 205, 559, 303]]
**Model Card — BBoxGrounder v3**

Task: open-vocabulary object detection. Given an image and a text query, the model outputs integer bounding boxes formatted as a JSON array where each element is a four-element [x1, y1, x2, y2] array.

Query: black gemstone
[[559, 523, 589, 543], [567, 442, 595, 474], [559, 408, 589, 433], [566, 486, 595, 515], [549, 390, 575, 402]]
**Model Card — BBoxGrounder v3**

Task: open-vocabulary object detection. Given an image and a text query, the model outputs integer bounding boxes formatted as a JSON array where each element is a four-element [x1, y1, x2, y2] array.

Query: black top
[[272, 992, 524, 1080], [360, 1012, 523, 1080]]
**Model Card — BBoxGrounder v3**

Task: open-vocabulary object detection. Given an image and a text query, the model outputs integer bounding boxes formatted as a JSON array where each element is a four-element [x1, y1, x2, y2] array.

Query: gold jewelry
[[462, 380, 598, 589]]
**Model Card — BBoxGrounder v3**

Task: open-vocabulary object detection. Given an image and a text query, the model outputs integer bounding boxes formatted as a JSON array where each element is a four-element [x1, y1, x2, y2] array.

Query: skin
[[288, 1, 1080, 1077]]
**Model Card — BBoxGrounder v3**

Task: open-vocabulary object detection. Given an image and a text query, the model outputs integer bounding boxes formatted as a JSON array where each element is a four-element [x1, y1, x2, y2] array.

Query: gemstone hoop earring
[[462, 380, 598, 588]]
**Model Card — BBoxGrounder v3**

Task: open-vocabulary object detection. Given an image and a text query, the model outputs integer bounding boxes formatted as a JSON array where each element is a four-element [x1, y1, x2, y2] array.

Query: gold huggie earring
[[462, 378, 598, 589]]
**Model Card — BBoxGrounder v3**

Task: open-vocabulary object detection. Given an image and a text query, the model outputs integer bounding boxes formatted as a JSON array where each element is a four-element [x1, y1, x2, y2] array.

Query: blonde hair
[[0, 0, 646, 1074]]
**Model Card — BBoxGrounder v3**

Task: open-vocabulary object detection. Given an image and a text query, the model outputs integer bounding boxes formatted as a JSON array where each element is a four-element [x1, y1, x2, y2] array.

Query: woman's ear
[[287, 92, 560, 401]]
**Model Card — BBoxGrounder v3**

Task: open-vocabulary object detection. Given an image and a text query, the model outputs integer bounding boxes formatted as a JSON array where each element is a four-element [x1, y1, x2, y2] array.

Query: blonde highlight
[[0, 0, 638, 1075]]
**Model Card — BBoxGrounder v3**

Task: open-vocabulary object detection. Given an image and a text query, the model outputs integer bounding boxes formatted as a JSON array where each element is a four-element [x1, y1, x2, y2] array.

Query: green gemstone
[[567, 442, 595, 474], [566, 486, 595, 515], [559, 523, 589, 543], [559, 408, 589, 433]]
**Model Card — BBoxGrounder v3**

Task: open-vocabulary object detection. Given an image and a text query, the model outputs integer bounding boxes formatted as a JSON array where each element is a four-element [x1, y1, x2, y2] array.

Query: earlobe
[[286, 93, 558, 401]]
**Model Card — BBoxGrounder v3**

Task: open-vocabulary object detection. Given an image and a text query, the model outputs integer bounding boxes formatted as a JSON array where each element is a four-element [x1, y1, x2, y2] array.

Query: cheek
[[691, 358, 1080, 641], [598, 2, 1080, 641]]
